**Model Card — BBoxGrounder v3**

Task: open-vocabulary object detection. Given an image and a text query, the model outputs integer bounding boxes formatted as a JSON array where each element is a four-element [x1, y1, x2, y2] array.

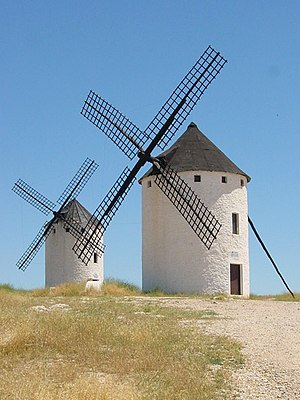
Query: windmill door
[[230, 264, 241, 295]]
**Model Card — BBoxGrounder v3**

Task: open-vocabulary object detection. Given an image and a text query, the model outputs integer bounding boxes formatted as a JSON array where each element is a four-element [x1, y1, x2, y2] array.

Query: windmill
[[72, 45, 294, 298], [73, 45, 227, 264], [13, 157, 103, 271]]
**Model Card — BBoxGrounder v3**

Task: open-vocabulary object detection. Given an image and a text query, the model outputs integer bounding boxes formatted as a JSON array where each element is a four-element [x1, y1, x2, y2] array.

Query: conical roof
[[60, 199, 93, 226], [141, 122, 250, 181]]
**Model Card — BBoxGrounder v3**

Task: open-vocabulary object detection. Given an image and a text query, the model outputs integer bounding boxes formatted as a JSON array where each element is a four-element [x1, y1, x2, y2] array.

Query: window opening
[[241, 179, 245, 187], [221, 176, 227, 183], [232, 213, 239, 234], [194, 175, 201, 182], [93, 253, 98, 263], [147, 181, 152, 188]]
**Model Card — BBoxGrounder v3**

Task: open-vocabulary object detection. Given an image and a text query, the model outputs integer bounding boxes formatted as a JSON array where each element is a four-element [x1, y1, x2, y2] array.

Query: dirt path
[[136, 297, 300, 399]]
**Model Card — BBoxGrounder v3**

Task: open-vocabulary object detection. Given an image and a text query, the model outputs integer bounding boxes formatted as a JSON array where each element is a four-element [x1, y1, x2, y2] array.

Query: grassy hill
[[0, 282, 242, 400]]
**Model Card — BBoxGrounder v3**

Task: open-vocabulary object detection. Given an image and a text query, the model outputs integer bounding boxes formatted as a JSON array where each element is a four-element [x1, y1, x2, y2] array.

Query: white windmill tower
[[140, 122, 251, 297], [45, 199, 104, 287]]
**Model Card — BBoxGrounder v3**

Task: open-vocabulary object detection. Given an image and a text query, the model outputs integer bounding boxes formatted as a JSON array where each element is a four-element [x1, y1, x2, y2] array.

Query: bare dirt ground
[[136, 297, 300, 399]]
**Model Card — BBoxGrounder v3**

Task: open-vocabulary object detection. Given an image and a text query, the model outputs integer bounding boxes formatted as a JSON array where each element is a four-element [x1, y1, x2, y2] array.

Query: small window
[[232, 213, 239, 234], [194, 175, 201, 182], [65, 227, 70, 233], [222, 176, 227, 183], [241, 179, 245, 187], [147, 181, 152, 188], [53, 229, 56, 234], [93, 253, 98, 263]]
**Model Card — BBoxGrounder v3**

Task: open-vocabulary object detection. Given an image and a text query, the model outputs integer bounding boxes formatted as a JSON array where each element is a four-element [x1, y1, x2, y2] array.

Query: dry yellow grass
[[0, 285, 242, 399], [250, 292, 300, 301], [30, 280, 141, 297]]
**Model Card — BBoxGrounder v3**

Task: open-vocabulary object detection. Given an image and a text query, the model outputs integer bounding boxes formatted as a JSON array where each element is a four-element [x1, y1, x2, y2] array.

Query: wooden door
[[230, 264, 241, 295]]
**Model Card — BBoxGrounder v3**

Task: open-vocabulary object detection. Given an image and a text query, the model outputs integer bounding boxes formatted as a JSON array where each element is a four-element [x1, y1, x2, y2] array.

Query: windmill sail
[[63, 215, 105, 255], [153, 162, 221, 249], [81, 92, 146, 160], [145, 45, 227, 150], [75, 46, 227, 264], [12, 179, 56, 216], [73, 167, 135, 264], [16, 222, 55, 271], [57, 158, 98, 206]]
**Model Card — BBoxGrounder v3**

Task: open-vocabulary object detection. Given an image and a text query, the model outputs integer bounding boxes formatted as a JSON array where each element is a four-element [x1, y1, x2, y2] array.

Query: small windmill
[[13, 157, 103, 271], [73, 46, 227, 263]]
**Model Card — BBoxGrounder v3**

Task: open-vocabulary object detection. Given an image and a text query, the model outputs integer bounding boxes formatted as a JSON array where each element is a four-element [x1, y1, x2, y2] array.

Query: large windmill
[[73, 46, 227, 264], [13, 158, 103, 272], [72, 45, 294, 297]]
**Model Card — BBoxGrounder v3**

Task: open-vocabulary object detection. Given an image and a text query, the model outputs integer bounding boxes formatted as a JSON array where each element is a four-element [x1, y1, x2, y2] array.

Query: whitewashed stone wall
[[45, 221, 104, 287], [141, 170, 250, 297]]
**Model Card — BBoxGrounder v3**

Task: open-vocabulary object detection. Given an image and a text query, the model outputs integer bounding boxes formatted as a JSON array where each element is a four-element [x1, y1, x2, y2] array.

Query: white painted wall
[[141, 170, 250, 297], [45, 221, 104, 287]]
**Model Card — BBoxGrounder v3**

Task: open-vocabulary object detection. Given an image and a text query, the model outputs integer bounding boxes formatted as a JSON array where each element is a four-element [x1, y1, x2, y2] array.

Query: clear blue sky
[[1, 0, 299, 294]]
